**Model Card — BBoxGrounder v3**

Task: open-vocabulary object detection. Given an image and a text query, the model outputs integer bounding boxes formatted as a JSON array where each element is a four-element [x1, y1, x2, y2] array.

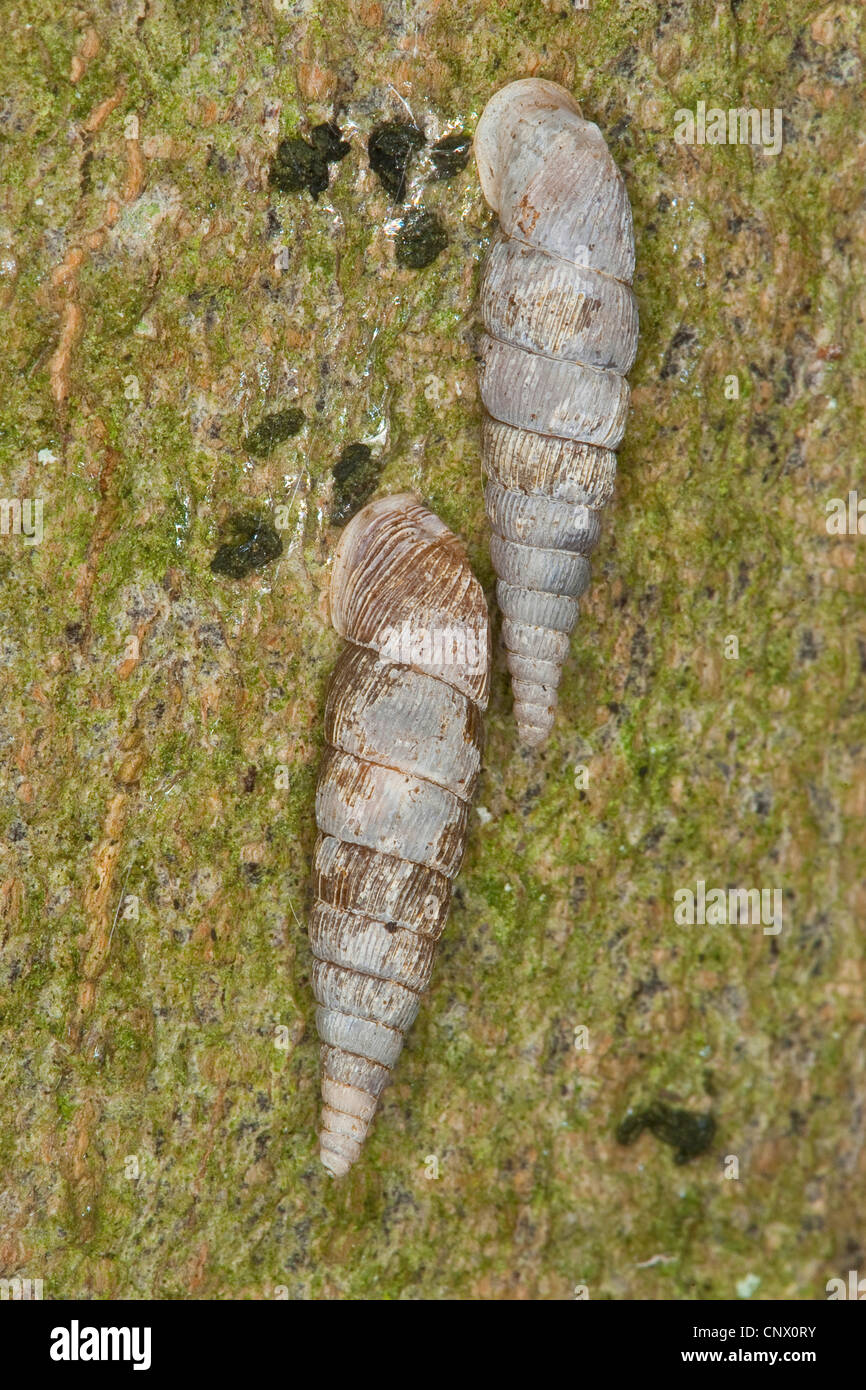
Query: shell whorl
[[312, 495, 490, 1175], [475, 79, 638, 745]]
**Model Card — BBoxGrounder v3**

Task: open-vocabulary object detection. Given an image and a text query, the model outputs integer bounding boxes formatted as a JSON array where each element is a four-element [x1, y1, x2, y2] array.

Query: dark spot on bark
[[206, 146, 231, 175], [245, 407, 305, 456], [608, 117, 633, 145], [570, 874, 586, 909], [331, 442, 384, 525], [309, 122, 351, 163], [616, 1101, 716, 1164], [271, 139, 327, 198], [543, 1017, 573, 1074], [429, 131, 472, 179], [242, 766, 257, 793], [269, 126, 348, 200], [614, 44, 638, 77], [368, 120, 424, 199], [629, 967, 667, 1006], [640, 825, 665, 851], [660, 325, 698, 380], [395, 208, 448, 269], [210, 513, 283, 579]]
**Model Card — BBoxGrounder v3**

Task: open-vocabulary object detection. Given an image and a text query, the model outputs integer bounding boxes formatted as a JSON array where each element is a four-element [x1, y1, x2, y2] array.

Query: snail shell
[[474, 79, 638, 745], [311, 495, 490, 1176]]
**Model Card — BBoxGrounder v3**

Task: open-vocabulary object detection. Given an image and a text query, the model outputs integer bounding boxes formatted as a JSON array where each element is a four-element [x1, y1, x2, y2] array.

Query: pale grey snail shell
[[474, 78, 638, 745], [311, 495, 490, 1176]]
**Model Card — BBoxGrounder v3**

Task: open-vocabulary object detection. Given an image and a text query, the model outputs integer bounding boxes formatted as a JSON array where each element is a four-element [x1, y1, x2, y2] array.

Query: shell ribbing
[[475, 79, 638, 745], [311, 496, 489, 1174]]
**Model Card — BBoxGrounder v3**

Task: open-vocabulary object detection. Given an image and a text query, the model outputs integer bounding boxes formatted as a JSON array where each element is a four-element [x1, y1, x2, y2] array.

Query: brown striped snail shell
[[474, 78, 639, 746], [311, 495, 490, 1176]]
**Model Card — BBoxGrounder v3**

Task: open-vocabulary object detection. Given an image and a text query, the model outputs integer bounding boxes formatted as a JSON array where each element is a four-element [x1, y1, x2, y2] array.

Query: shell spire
[[311, 495, 490, 1175], [474, 79, 638, 745]]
